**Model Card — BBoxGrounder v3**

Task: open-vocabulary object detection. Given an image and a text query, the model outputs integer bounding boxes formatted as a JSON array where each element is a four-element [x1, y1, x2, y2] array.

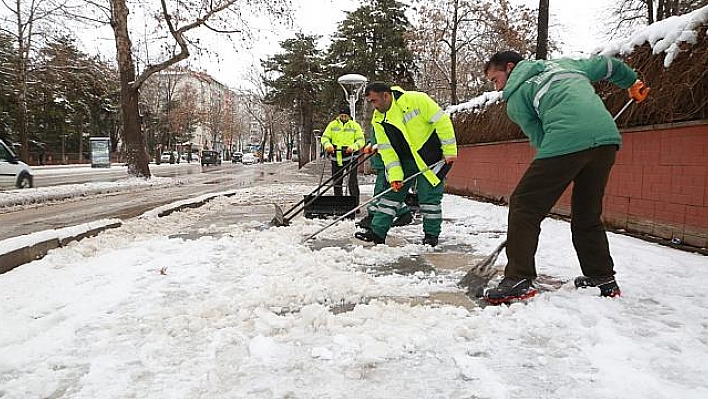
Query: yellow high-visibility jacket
[[371, 86, 457, 186], [321, 118, 365, 166]]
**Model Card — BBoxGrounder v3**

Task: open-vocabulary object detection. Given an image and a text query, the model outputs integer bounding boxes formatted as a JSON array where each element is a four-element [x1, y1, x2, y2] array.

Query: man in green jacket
[[482, 51, 649, 304], [354, 82, 457, 247], [321, 109, 366, 201]]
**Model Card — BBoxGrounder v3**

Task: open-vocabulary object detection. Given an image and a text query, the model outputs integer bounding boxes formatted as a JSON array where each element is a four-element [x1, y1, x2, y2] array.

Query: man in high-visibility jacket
[[321, 109, 366, 201], [354, 82, 457, 247]]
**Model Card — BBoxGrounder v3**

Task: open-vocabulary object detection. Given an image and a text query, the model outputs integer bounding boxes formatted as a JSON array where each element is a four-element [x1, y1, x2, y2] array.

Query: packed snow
[[1, 182, 706, 398]]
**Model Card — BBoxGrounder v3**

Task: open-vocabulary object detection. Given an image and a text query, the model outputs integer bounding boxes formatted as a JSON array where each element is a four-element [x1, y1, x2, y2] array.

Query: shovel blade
[[458, 241, 506, 288], [271, 203, 289, 227]]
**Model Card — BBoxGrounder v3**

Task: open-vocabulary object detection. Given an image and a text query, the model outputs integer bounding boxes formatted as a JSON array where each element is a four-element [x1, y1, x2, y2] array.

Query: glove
[[628, 80, 650, 103], [391, 181, 403, 192], [325, 145, 334, 154]]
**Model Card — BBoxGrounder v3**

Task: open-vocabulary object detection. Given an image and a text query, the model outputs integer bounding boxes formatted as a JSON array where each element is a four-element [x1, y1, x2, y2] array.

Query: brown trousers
[[505, 145, 617, 279]]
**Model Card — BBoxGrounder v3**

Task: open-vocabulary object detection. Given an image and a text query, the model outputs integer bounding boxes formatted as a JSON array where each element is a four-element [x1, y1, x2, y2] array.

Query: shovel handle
[[282, 151, 374, 219], [302, 159, 446, 243]]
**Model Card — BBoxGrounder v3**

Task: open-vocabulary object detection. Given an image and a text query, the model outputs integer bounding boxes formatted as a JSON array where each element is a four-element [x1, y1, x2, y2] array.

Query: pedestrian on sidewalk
[[355, 131, 413, 231], [354, 82, 457, 247], [321, 109, 365, 203], [482, 51, 649, 304]]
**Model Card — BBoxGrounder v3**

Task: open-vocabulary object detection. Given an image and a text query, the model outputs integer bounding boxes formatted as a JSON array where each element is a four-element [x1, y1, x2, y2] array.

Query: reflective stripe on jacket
[[371, 87, 456, 186], [321, 118, 365, 166], [502, 56, 637, 159]]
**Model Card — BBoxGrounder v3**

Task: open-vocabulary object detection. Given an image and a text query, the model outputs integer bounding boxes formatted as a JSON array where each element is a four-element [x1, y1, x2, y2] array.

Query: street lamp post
[[337, 74, 367, 121]]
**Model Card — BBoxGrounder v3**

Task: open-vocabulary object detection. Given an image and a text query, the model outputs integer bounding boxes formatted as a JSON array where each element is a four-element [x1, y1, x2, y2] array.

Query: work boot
[[422, 234, 438, 247], [391, 211, 413, 227], [483, 276, 538, 305], [354, 230, 385, 244], [574, 275, 621, 297], [356, 214, 373, 229]]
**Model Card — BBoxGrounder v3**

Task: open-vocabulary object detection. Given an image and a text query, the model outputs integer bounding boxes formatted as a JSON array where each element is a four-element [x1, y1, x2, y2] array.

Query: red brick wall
[[446, 121, 708, 247]]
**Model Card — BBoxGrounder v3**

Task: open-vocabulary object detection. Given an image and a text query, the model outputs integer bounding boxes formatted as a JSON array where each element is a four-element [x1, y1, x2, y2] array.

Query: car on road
[[241, 153, 257, 165], [180, 153, 200, 163], [0, 138, 34, 189], [160, 151, 180, 164], [201, 150, 222, 166], [232, 152, 243, 163]]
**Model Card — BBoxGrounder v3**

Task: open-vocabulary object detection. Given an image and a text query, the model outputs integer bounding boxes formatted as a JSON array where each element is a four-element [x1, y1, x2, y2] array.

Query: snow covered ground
[[1, 182, 706, 398]]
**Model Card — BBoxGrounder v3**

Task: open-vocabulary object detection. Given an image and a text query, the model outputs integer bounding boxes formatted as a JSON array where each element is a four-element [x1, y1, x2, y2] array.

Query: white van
[[0, 138, 34, 189]]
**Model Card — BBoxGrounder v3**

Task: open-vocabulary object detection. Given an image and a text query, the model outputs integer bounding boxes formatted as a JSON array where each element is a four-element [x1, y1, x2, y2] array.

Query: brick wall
[[446, 120, 708, 248]]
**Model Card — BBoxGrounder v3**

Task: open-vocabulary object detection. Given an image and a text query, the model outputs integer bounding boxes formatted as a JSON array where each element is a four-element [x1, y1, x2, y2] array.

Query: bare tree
[[0, 0, 65, 162], [608, 0, 708, 37], [63, 0, 289, 177], [411, 0, 538, 105]]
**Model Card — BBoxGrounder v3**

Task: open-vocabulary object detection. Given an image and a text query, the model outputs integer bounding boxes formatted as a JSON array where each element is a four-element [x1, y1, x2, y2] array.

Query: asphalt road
[[0, 161, 309, 242]]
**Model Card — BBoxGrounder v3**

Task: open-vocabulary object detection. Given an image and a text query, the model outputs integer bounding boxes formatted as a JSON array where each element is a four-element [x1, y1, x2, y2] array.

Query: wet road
[[0, 162, 295, 242]]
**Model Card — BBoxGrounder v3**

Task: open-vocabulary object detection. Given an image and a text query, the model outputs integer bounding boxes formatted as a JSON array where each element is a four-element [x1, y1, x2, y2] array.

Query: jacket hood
[[502, 60, 547, 100]]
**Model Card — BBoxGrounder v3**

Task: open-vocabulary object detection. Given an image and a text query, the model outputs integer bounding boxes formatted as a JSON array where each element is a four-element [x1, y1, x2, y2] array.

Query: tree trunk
[[299, 99, 313, 168], [536, 0, 550, 60], [110, 0, 150, 177], [449, 0, 459, 105]]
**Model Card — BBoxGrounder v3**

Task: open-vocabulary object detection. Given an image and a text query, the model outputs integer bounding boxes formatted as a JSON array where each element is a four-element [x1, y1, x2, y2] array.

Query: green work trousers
[[370, 159, 443, 238], [366, 167, 410, 218]]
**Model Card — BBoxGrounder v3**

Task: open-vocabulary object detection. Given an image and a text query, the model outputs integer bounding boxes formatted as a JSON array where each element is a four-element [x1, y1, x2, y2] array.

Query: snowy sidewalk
[[1, 179, 707, 398]]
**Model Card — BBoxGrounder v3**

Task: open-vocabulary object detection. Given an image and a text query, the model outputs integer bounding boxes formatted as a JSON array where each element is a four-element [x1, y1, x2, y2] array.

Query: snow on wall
[[596, 5, 708, 67]]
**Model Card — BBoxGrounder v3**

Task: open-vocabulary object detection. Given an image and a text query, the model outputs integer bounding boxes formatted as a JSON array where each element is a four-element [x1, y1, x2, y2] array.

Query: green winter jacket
[[503, 56, 637, 159]]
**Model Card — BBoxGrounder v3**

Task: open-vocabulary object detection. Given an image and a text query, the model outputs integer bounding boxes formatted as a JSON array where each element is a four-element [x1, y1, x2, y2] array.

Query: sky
[[1, 169, 707, 397], [71, 0, 616, 90], [195, 0, 616, 89]]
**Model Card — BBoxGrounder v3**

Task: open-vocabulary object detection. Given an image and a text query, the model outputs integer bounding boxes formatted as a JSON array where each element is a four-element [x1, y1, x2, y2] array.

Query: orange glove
[[391, 181, 403, 192], [628, 80, 650, 103], [325, 145, 335, 154]]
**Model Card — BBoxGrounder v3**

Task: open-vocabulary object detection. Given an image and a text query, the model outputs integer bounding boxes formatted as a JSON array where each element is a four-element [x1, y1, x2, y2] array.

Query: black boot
[[483, 276, 538, 305], [574, 275, 621, 297], [356, 214, 373, 229], [422, 234, 438, 247], [354, 230, 385, 244], [391, 211, 413, 227]]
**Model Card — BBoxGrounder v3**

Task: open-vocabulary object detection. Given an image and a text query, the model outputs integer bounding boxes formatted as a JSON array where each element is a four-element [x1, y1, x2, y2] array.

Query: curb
[[0, 221, 123, 274]]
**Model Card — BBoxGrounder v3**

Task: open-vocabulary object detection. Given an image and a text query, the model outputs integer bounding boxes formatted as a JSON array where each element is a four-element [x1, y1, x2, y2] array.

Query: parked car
[[0, 138, 34, 189], [291, 149, 299, 162], [232, 152, 243, 163], [201, 150, 222, 166], [180, 153, 200, 163], [160, 151, 180, 164], [241, 153, 257, 165]]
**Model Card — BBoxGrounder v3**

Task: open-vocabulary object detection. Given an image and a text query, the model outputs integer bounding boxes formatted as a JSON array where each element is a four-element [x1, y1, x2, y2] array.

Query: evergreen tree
[[32, 36, 119, 161], [262, 33, 326, 165], [326, 0, 417, 91], [0, 33, 18, 140]]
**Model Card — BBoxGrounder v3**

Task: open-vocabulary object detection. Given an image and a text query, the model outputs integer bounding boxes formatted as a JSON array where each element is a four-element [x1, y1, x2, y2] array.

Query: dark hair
[[364, 81, 392, 96], [484, 51, 524, 73]]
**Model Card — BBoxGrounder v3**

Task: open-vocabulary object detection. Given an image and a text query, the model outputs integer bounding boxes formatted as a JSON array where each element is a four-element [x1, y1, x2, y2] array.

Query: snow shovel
[[458, 239, 507, 289], [302, 159, 446, 243], [271, 151, 374, 226], [458, 98, 642, 289]]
